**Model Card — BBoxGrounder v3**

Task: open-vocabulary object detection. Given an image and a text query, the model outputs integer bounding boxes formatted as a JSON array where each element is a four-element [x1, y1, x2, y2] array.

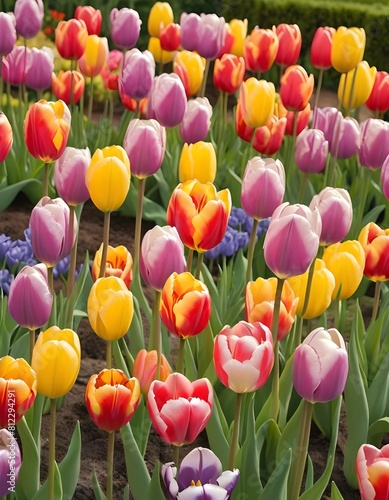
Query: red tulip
[[74, 5, 102, 35], [357, 443, 389, 500], [310, 27, 335, 70], [244, 26, 279, 73], [280, 64, 314, 112], [213, 53, 245, 94], [284, 104, 311, 136], [358, 222, 389, 282], [160, 23, 181, 52], [275, 23, 302, 67], [253, 115, 287, 155], [52, 70, 85, 105], [0, 112, 12, 162], [55, 18, 88, 60], [365, 71, 389, 113]]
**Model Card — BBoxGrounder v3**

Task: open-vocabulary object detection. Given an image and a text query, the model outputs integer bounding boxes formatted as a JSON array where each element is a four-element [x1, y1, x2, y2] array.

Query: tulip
[[331, 26, 366, 74], [310, 26, 335, 70], [293, 327, 348, 403], [322, 240, 365, 299], [53, 147, 90, 206], [358, 118, 389, 170], [312, 106, 341, 151], [119, 48, 155, 101], [148, 36, 174, 65], [78, 35, 108, 78], [86, 145, 131, 212], [167, 180, 231, 252], [148, 2, 174, 37], [241, 156, 285, 220], [287, 259, 335, 319], [25, 47, 54, 92], [147, 73, 187, 128], [244, 26, 279, 73], [359, 222, 389, 282], [264, 202, 322, 279], [239, 77, 276, 128], [253, 115, 287, 155], [14, 0, 43, 39], [214, 321, 274, 393], [2, 46, 28, 86], [75, 5, 102, 35], [162, 447, 240, 499], [275, 23, 302, 67], [228, 18, 248, 57], [295, 128, 328, 174], [8, 263, 52, 329], [309, 187, 353, 245], [280, 64, 314, 112], [330, 116, 360, 159], [160, 272, 211, 338], [180, 12, 225, 60], [284, 103, 311, 136], [88, 276, 134, 340], [235, 101, 254, 142], [0, 356, 36, 427], [356, 443, 389, 500], [0, 112, 13, 163], [110, 8, 141, 49], [160, 23, 181, 52], [245, 277, 298, 341], [55, 19, 88, 60], [213, 54, 245, 94], [0, 12, 17, 57], [0, 429, 22, 497], [338, 61, 376, 110], [85, 368, 140, 431], [147, 372, 213, 445], [366, 71, 389, 113], [52, 70, 85, 105], [178, 141, 216, 183], [179, 97, 212, 144], [31, 326, 81, 398], [29, 197, 77, 267], [92, 244, 133, 288], [133, 349, 172, 396], [173, 50, 205, 97], [381, 155, 389, 201], [100, 49, 122, 91], [24, 99, 71, 163]]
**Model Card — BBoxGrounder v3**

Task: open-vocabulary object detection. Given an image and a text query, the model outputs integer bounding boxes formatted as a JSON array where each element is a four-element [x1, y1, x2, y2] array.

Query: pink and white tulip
[[179, 97, 212, 144], [295, 128, 328, 174], [54, 147, 91, 206], [148, 73, 187, 128]]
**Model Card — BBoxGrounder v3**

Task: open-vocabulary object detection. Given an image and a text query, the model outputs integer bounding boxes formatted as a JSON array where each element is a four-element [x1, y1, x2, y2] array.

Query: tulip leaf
[[313, 401, 334, 440], [367, 350, 389, 423], [361, 204, 386, 228], [58, 421, 81, 499], [367, 417, 389, 447], [113, 339, 130, 377], [330, 481, 345, 500], [260, 448, 291, 500], [9, 330, 29, 366], [92, 467, 107, 500], [276, 398, 304, 463], [123, 484, 130, 500], [127, 295, 146, 357], [147, 461, 165, 500], [305, 455, 314, 490], [32, 461, 63, 500], [184, 339, 198, 381], [364, 306, 388, 384], [24, 393, 45, 446], [129, 401, 151, 457], [16, 416, 40, 499], [121, 182, 167, 225], [197, 321, 216, 378], [0, 179, 40, 212], [67, 252, 93, 330], [206, 392, 230, 469]]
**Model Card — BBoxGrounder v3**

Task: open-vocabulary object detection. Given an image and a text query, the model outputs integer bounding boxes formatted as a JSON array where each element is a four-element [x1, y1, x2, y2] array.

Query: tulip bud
[[356, 444, 389, 500], [366, 71, 389, 113], [310, 26, 335, 70], [119, 48, 155, 101], [358, 118, 389, 170], [337, 61, 376, 110], [0, 429, 21, 496], [110, 8, 141, 49], [0, 12, 16, 57], [2, 46, 29, 86], [331, 26, 366, 74], [178, 141, 216, 183], [229, 18, 248, 58], [133, 349, 172, 395], [55, 19, 88, 60], [92, 244, 133, 288], [78, 35, 108, 78], [312, 106, 341, 151], [275, 23, 302, 66], [235, 101, 254, 142], [25, 47, 54, 92], [359, 222, 389, 282], [14, 0, 44, 39], [213, 54, 245, 94], [381, 155, 389, 201], [173, 50, 206, 97], [0, 112, 13, 163], [179, 97, 212, 144], [280, 64, 314, 112], [148, 2, 174, 37], [52, 70, 85, 105], [253, 115, 287, 156], [295, 128, 328, 174], [160, 23, 181, 51], [180, 12, 226, 60], [284, 104, 311, 136], [330, 116, 360, 159], [101, 49, 123, 91], [239, 78, 276, 128], [244, 26, 279, 73], [148, 73, 187, 128], [75, 5, 102, 35], [54, 147, 90, 206]]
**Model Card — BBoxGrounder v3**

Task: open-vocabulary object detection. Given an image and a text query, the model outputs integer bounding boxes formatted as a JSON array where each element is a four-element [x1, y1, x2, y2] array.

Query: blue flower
[[53, 256, 70, 279], [0, 269, 14, 295], [0, 235, 12, 261], [5, 240, 36, 269]]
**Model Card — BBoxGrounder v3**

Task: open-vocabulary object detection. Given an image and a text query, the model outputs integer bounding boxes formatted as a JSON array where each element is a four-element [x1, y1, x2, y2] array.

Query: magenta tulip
[[0, 429, 21, 497], [356, 443, 389, 500], [148, 73, 187, 128], [179, 97, 213, 144], [264, 202, 322, 279], [0, 12, 17, 57], [53, 147, 91, 206], [293, 327, 348, 403], [214, 321, 274, 393], [381, 155, 389, 202], [119, 48, 155, 100], [123, 119, 166, 178], [312, 106, 341, 152], [25, 47, 54, 92], [295, 128, 328, 174], [2, 46, 29, 86], [241, 157, 285, 220], [8, 263, 52, 329], [180, 12, 226, 60], [14, 0, 44, 39], [140, 225, 186, 291], [309, 187, 353, 246], [358, 118, 389, 170], [110, 8, 142, 49], [330, 116, 360, 159], [147, 372, 213, 446]]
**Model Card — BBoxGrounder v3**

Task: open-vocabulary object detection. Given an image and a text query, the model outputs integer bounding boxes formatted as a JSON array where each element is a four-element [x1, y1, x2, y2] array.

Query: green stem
[[313, 69, 324, 110], [269, 278, 284, 422], [199, 59, 210, 98], [229, 392, 243, 469], [134, 178, 146, 275], [99, 211, 111, 279], [294, 315, 304, 349], [194, 252, 204, 279], [301, 259, 316, 318], [106, 340, 112, 369], [0, 62, 3, 109], [173, 444, 180, 468], [66, 205, 77, 298], [271, 278, 284, 345], [245, 219, 259, 283], [29, 328, 35, 363], [186, 248, 194, 273], [70, 60, 77, 108], [48, 266, 54, 297], [106, 430, 115, 500], [48, 398, 57, 500], [345, 66, 358, 117], [370, 281, 381, 327], [43, 162, 50, 198], [151, 290, 162, 379], [176, 337, 185, 373], [87, 76, 94, 123], [298, 173, 308, 203], [353, 166, 371, 239]]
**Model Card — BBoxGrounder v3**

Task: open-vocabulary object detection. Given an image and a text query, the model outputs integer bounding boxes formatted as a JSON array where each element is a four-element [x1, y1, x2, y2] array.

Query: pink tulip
[[0, 12, 17, 57], [132, 349, 172, 396], [110, 8, 142, 49], [14, 0, 44, 39], [147, 372, 213, 446], [295, 128, 328, 174], [381, 155, 389, 202], [213, 321, 274, 393], [264, 202, 322, 278], [330, 116, 360, 159], [148, 73, 187, 128], [2, 46, 29, 86], [293, 327, 348, 403], [140, 225, 186, 291], [25, 47, 54, 91], [241, 157, 285, 221], [312, 106, 341, 151], [358, 118, 389, 170], [356, 443, 389, 500], [123, 119, 166, 178], [0, 429, 22, 497], [119, 48, 155, 100], [180, 12, 225, 60], [8, 263, 53, 329], [179, 97, 212, 144], [53, 147, 91, 206], [309, 187, 353, 246]]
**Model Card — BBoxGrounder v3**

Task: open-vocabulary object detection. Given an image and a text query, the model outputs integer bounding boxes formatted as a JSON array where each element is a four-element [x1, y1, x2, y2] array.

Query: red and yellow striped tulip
[[359, 222, 389, 282], [213, 54, 245, 94], [92, 244, 133, 288], [280, 64, 314, 112], [244, 26, 279, 73]]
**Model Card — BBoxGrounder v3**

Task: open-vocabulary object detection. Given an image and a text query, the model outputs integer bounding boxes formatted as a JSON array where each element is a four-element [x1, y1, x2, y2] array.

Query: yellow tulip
[[31, 326, 81, 399], [331, 26, 366, 73], [229, 18, 248, 58], [322, 240, 365, 300], [239, 77, 276, 128], [174, 50, 206, 97], [86, 145, 131, 212], [287, 259, 335, 319], [338, 61, 376, 110], [78, 35, 108, 78], [87, 276, 134, 341], [148, 2, 174, 37], [178, 141, 216, 183], [148, 36, 174, 64]]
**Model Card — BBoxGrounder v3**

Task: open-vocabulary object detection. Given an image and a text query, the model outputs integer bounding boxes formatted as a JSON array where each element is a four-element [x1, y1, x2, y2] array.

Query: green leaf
[[260, 448, 291, 500], [92, 467, 107, 500], [32, 461, 63, 500], [368, 417, 389, 447], [147, 461, 165, 500], [206, 392, 230, 468], [58, 421, 81, 499], [367, 350, 389, 423], [276, 398, 304, 463], [16, 416, 40, 499], [305, 456, 314, 490], [0, 179, 40, 211], [330, 481, 345, 500]]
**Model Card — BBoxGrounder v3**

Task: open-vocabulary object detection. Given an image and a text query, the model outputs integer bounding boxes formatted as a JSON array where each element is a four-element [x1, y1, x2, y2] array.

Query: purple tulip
[[0, 12, 17, 57], [180, 13, 201, 52], [14, 0, 44, 39], [180, 13, 226, 60], [8, 263, 52, 329], [381, 154, 389, 202], [53, 147, 91, 206], [162, 447, 239, 500], [2, 46, 29, 86], [358, 118, 389, 170], [0, 429, 22, 497], [140, 225, 186, 291], [29, 196, 77, 267], [241, 157, 285, 220], [330, 116, 360, 159], [119, 48, 155, 100], [148, 73, 187, 128], [295, 128, 328, 174], [312, 106, 341, 152], [25, 47, 54, 91], [293, 327, 348, 403], [110, 8, 142, 49], [309, 187, 353, 246], [263, 202, 322, 278], [123, 119, 166, 178], [179, 97, 212, 144]]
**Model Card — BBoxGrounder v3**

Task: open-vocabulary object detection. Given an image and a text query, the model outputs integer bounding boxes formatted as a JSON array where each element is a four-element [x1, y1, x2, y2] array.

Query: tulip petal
[[293, 344, 321, 402]]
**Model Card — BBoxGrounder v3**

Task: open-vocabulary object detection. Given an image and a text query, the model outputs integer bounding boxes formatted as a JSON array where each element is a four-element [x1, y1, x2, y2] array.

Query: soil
[[0, 195, 361, 499]]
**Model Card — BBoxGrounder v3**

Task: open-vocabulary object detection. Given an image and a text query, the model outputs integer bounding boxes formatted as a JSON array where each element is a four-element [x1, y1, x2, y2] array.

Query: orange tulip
[[92, 244, 133, 288], [52, 70, 85, 105], [280, 64, 314, 111], [213, 54, 245, 94], [78, 35, 108, 78], [132, 349, 172, 395], [359, 222, 389, 282], [55, 18, 88, 60], [244, 26, 279, 73]]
